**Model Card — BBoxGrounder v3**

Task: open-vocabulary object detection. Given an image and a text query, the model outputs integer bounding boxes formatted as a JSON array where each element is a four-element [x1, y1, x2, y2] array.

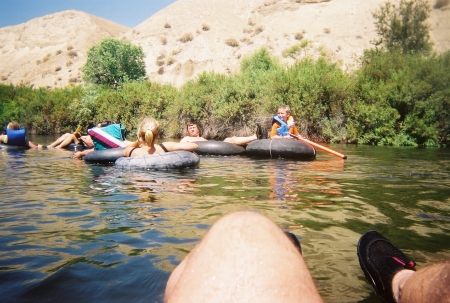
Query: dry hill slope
[[126, 0, 450, 87], [0, 0, 448, 89], [0, 10, 128, 88]]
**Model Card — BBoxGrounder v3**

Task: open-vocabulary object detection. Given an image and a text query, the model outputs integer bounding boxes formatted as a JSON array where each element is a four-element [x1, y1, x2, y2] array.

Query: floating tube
[[245, 139, 316, 160], [0, 143, 29, 151], [84, 148, 126, 164], [66, 143, 88, 151], [194, 140, 246, 156], [115, 151, 200, 170]]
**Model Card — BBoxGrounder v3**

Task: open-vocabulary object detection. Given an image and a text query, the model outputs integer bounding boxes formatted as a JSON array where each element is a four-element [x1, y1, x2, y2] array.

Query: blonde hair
[[7, 121, 20, 130], [137, 118, 159, 146], [278, 105, 291, 114]]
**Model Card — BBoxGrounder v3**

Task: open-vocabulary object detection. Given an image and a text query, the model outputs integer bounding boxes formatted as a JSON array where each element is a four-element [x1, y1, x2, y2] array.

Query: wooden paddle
[[290, 134, 347, 159]]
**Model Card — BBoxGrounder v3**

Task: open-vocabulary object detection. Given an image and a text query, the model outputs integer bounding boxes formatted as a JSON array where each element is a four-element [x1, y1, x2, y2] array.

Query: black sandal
[[357, 231, 416, 303]]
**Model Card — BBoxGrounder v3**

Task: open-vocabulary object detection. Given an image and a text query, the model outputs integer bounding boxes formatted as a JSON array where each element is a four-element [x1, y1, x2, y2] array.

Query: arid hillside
[[1, 0, 449, 89], [0, 10, 129, 88]]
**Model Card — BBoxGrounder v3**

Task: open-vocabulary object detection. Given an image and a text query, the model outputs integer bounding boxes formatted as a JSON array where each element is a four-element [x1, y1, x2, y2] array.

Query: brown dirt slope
[[0, 0, 449, 89], [0, 10, 129, 88], [126, 0, 449, 87]]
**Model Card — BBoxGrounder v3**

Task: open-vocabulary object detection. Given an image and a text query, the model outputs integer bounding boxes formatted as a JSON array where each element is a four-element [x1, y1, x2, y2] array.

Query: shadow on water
[[1, 140, 449, 303], [20, 257, 170, 303]]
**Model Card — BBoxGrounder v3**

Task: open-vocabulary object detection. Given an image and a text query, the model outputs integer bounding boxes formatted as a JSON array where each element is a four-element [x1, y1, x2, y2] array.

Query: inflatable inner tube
[[195, 140, 246, 156], [0, 143, 29, 151], [115, 151, 200, 171], [66, 143, 88, 151], [84, 148, 126, 164], [245, 139, 316, 160]]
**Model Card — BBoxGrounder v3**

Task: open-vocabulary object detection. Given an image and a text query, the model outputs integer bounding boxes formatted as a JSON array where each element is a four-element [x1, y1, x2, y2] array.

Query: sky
[[0, 0, 178, 29]]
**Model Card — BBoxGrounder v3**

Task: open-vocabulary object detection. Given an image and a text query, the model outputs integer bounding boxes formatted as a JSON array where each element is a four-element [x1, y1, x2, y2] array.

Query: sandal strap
[[392, 256, 416, 270]]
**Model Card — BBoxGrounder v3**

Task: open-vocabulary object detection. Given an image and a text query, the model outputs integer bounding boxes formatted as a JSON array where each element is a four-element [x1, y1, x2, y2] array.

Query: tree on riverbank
[[372, 0, 433, 54], [82, 38, 146, 87]]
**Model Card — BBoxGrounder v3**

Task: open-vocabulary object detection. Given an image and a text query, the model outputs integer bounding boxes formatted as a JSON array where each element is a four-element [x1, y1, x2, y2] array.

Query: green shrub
[[372, 0, 432, 54], [352, 49, 450, 145], [1, 46, 448, 146]]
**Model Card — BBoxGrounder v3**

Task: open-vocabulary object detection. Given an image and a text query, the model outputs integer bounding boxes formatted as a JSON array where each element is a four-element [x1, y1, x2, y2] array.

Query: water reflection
[[0, 141, 449, 303]]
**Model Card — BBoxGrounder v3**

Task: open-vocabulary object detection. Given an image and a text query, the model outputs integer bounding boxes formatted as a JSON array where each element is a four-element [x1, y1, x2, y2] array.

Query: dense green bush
[[0, 84, 83, 133], [351, 49, 450, 146], [1, 48, 449, 147]]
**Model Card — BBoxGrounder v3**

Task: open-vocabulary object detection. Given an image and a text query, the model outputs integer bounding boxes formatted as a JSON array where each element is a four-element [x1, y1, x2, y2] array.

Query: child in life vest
[[269, 105, 300, 139]]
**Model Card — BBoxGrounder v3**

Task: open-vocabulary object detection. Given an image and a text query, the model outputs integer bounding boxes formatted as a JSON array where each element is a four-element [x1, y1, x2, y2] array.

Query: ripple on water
[[0, 143, 449, 302]]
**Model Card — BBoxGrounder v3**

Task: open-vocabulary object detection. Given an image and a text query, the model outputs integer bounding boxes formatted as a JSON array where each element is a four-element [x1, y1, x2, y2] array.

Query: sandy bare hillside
[[0, 10, 128, 88], [125, 0, 449, 87], [0, 0, 448, 89]]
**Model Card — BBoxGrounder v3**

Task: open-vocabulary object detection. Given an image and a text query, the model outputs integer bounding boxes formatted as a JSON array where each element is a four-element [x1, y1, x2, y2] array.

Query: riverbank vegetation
[[1, 0, 448, 146], [1, 48, 448, 146]]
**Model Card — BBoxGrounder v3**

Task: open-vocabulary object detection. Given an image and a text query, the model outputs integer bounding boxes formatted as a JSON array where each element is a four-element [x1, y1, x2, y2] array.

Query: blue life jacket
[[272, 116, 290, 136], [6, 128, 26, 146]]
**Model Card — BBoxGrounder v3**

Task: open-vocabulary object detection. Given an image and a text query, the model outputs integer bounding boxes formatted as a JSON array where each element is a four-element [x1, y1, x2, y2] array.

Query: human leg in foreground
[[357, 230, 450, 303], [165, 211, 322, 303]]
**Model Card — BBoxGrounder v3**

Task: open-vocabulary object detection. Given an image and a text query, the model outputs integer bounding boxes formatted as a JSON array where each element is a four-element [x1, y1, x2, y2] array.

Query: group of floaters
[[1, 105, 346, 169]]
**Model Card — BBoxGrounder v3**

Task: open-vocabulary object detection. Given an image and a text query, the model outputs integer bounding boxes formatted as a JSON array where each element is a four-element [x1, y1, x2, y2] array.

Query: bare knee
[[165, 211, 322, 303]]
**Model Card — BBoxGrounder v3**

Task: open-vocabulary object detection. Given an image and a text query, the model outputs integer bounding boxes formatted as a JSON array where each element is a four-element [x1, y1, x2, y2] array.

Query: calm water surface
[[1, 137, 449, 303]]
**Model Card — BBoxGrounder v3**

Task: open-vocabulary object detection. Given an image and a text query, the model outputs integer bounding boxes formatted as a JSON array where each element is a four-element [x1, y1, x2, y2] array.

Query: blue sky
[[0, 0, 178, 29]]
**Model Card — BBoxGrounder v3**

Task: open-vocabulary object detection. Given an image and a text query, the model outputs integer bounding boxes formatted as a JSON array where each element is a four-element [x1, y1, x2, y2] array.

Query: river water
[[1, 137, 449, 303]]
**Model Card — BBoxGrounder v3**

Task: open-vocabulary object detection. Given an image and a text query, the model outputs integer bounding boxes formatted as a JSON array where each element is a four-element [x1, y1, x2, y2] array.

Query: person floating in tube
[[269, 104, 301, 139], [180, 121, 267, 145], [0, 121, 44, 149]]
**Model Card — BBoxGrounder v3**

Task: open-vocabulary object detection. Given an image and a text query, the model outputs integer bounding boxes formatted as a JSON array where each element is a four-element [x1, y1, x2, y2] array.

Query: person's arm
[[287, 116, 295, 128], [163, 142, 198, 152], [0, 134, 6, 143], [290, 125, 300, 137], [79, 135, 94, 148], [73, 149, 93, 160], [270, 123, 286, 139], [270, 123, 294, 139], [180, 136, 207, 143]]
